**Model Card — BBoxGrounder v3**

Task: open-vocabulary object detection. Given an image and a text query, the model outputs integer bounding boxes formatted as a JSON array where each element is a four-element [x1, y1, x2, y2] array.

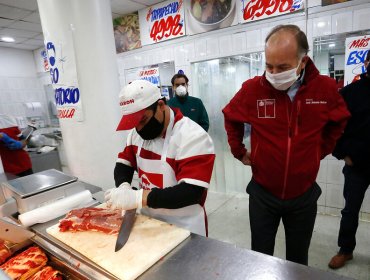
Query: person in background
[[351, 52, 369, 83], [222, 24, 350, 265], [105, 80, 215, 236], [336, 75, 344, 91], [328, 50, 370, 269], [167, 73, 210, 132], [0, 114, 33, 177]]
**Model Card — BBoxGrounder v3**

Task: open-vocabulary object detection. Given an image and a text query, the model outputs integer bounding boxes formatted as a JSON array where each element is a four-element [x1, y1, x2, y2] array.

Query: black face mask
[[136, 111, 165, 140]]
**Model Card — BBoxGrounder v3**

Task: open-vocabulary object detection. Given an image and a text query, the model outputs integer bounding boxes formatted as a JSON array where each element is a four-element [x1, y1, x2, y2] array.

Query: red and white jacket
[[223, 58, 350, 200], [0, 115, 32, 175], [117, 108, 215, 190]]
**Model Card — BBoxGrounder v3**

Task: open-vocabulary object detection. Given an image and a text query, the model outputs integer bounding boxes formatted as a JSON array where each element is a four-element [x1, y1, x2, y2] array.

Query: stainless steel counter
[[140, 235, 351, 280], [31, 216, 352, 280]]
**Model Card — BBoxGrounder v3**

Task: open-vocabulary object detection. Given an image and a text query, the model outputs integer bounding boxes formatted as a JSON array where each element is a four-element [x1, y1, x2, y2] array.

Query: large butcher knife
[[115, 209, 136, 252]]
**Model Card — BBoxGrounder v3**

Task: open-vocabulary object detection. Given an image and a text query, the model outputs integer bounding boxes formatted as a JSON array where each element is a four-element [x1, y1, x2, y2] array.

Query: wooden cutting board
[[46, 214, 190, 280]]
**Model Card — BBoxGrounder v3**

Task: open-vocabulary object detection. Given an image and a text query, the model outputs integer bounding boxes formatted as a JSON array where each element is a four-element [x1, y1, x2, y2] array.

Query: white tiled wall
[[331, 11, 353, 34], [353, 7, 370, 31], [115, 1, 370, 219], [0, 76, 47, 128]]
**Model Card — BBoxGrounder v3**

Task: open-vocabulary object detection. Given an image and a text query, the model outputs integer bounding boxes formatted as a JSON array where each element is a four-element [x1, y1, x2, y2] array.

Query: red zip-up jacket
[[0, 116, 32, 175], [222, 58, 350, 200]]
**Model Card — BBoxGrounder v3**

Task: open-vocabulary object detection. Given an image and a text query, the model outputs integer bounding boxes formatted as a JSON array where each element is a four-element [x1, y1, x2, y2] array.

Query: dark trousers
[[338, 165, 370, 254], [247, 179, 321, 265], [15, 168, 33, 177]]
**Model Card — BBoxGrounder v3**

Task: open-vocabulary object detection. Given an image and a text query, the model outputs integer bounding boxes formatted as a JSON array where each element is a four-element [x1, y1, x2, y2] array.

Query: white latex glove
[[117, 182, 132, 189], [104, 182, 131, 208], [105, 186, 143, 210]]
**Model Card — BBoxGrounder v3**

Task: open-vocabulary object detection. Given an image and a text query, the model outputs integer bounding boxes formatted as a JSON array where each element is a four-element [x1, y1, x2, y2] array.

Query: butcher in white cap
[[105, 80, 215, 236]]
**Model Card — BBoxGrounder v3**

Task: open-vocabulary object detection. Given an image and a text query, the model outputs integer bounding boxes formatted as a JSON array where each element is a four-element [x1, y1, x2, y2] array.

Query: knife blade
[[115, 209, 136, 252], [0, 217, 35, 243]]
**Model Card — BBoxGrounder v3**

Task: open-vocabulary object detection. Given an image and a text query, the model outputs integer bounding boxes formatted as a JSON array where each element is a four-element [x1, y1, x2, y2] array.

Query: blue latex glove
[[0, 132, 23, 150]]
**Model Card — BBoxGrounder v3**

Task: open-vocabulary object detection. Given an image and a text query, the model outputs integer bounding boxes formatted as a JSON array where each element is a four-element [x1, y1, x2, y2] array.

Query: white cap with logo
[[116, 80, 162, 130]]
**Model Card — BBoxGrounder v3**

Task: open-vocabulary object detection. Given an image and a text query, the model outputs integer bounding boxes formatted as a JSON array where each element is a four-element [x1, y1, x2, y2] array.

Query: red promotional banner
[[238, 0, 304, 23], [139, 0, 186, 46]]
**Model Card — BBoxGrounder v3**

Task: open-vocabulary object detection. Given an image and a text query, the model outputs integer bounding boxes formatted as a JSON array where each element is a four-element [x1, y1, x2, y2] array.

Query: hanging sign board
[[44, 38, 83, 121], [139, 0, 186, 46], [344, 35, 370, 85], [185, 0, 238, 35], [138, 67, 161, 86], [238, 0, 304, 23]]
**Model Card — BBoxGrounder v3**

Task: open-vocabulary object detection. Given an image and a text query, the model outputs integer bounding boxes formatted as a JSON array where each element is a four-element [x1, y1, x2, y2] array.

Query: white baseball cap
[[116, 80, 162, 130]]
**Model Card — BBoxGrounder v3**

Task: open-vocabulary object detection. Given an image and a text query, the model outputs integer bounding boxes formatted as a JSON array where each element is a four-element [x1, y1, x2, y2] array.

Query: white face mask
[[175, 85, 187, 97], [265, 62, 302, 91]]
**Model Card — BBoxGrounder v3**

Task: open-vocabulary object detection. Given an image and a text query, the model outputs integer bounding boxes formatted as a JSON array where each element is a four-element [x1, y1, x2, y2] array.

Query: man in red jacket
[[222, 25, 350, 265]]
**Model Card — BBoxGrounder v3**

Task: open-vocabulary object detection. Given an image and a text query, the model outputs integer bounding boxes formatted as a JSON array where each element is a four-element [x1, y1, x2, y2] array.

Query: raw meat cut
[[59, 207, 123, 235], [0, 239, 11, 265], [28, 266, 63, 280], [0, 246, 48, 280]]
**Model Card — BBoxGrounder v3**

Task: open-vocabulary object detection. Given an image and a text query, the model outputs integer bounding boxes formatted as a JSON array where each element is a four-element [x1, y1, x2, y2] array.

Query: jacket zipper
[[282, 96, 295, 199], [295, 100, 301, 136]]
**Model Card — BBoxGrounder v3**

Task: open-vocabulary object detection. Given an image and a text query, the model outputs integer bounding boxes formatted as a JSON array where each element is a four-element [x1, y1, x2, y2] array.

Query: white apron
[[137, 110, 207, 236]]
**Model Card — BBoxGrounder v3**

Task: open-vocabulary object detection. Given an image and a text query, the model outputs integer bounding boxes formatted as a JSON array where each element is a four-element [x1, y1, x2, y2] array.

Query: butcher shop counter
[[30, 218, 352, 280]]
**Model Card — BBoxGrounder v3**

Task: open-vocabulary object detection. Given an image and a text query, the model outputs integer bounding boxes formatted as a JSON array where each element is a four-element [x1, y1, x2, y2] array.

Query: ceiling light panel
[[22, 12, 41, 23], [0, 4, 31, 20], [0, 0, 38, 11], [110, 0, 146, 15], [0, 28, 40, 38], [0, 17, 15, 27], [9, 21, 42, 32]]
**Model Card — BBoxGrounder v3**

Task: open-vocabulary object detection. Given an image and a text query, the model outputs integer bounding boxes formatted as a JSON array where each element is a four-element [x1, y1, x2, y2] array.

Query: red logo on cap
[[120, 99, 134, 106]]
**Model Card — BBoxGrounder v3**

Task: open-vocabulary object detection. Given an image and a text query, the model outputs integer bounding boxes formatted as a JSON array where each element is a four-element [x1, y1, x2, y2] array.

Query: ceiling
[[0, 0, 163, 51]]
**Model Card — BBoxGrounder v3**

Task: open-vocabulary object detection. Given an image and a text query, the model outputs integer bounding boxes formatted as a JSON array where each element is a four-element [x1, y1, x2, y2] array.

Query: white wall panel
[[184, 42, 195, 62], [325, 206, 341, 216], [293, 20, 306, 34], [174, 45, 186, 65], [261, 27, 272, 46], [206, 37, 219, 57], [307, 18, 314, 57], [162, 47, 174, 63], [119, 75, 126, 86], [317, 159, 328, 183], [353, 8, 370, 31], [246, 30, 261, 50], [219, 35, 232, 57], [0, 47, 37, 77], [361, 189, 370, 213], [326, 184, 344, 209], [312, 16, 332, 37], [232, 32, 246, 54], [331, 11, 353, 34], [194, 39, 207, 60], [317, 182, 327, 206], [327, 159, 345, 185]]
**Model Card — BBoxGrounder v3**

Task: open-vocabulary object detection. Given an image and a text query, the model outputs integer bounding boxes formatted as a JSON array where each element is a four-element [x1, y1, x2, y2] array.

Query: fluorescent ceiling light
[[329, 43, 336, 48], [1, 36, 15, 42]]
